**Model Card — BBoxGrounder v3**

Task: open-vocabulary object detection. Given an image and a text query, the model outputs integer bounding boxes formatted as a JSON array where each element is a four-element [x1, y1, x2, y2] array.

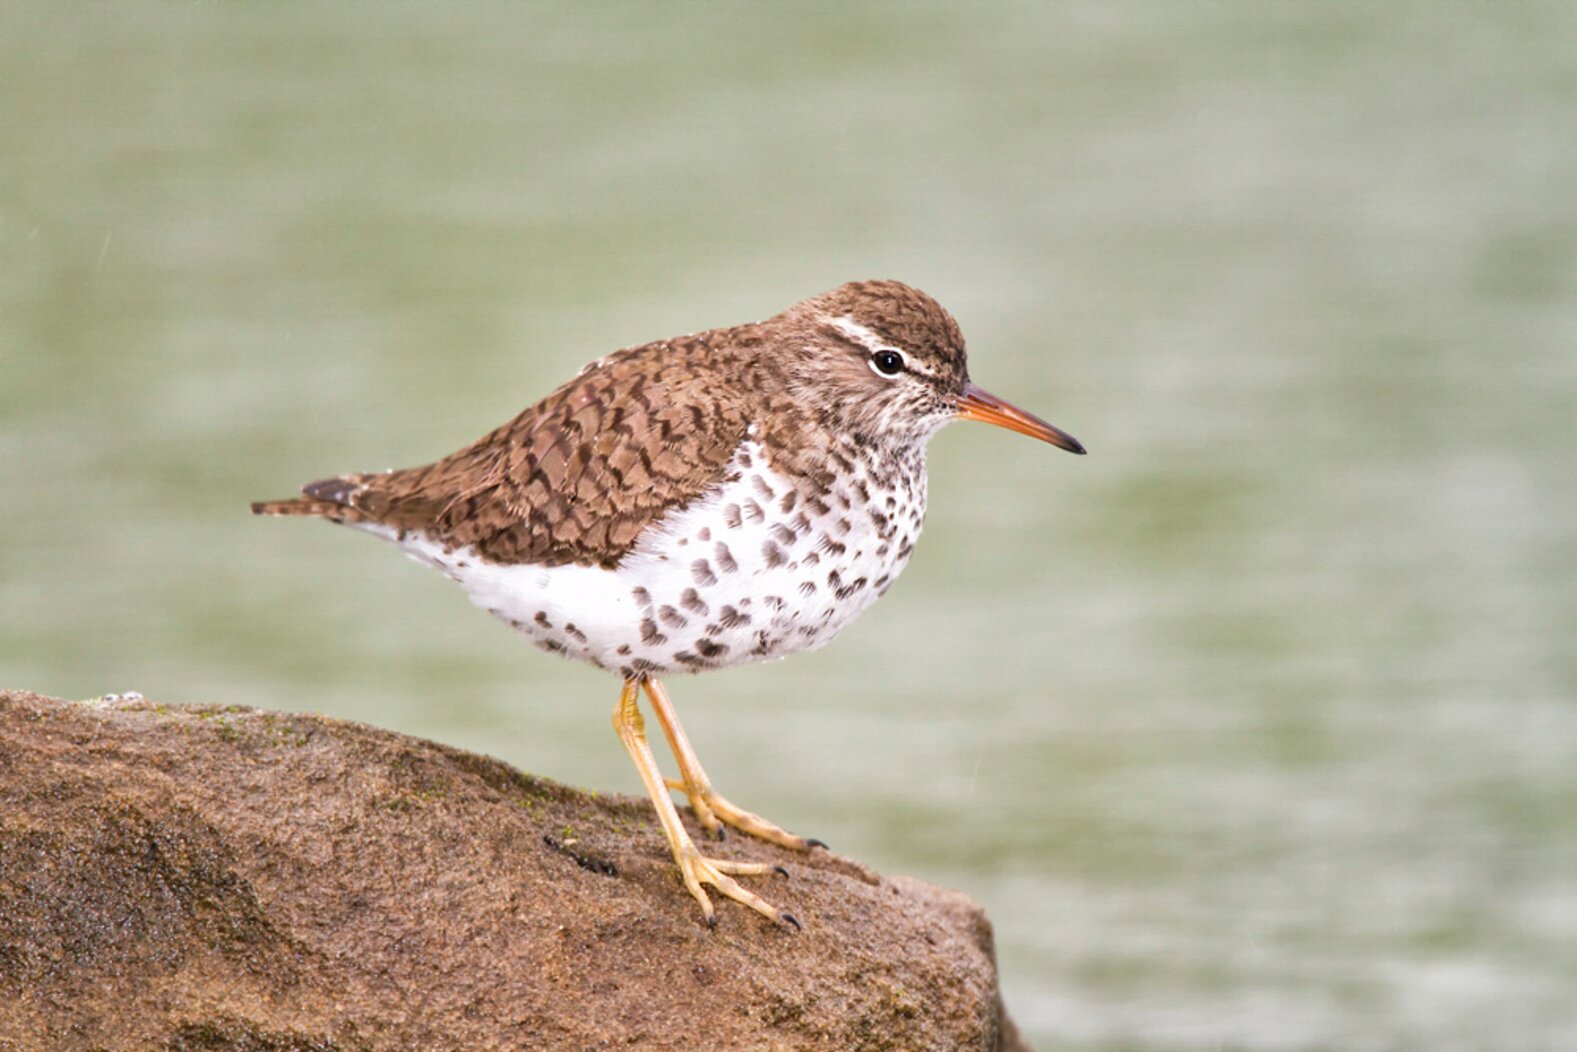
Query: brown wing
[[253, 333, 755, 569]]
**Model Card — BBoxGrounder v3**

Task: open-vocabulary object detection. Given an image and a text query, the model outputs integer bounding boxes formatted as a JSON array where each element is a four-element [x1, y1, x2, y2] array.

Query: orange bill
[[956, 384, 1085, 454]]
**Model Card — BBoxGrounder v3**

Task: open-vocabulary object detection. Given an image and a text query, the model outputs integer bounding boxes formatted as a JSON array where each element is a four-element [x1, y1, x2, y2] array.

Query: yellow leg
[[644, 676, 825, 852], [611, 678, 798, 929]]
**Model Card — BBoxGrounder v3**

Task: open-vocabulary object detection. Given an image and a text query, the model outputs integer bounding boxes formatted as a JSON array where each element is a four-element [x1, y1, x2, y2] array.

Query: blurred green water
[[3, 3, 1575, 1048]]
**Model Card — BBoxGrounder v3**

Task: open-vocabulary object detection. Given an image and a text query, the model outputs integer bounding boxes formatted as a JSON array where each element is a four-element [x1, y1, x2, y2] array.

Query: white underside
[[356, 440, 924, 675]]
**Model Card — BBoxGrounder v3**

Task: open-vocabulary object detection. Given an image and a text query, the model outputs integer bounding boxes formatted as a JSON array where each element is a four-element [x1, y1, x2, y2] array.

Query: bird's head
[[775, 280, 1085, 455]]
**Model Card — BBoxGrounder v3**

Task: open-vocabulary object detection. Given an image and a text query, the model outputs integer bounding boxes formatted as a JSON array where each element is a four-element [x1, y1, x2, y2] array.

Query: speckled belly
[[377, 440, 927, 677]]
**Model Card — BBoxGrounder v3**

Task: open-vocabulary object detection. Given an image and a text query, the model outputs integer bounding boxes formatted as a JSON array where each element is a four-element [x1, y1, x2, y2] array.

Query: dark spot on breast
[[779, 490, 798, 513], [714, 542, 737, 573], [631, 587, 652, 609], [680, 588, 709, 615], [722, 504, 742, 529], [697, 526, 711, 541], [617, 644, 632, 656], [763, 595, 785, 610], [691, 560, 717, 586], [819, 537, 847, 556], [659, 605, 687, 628], [762, 540, 787, 568], [719, 605, 750, 629], [743, 499, 765, 524], [674, 651, 705, 667], [564, 623, 587, 643], [695, 639, 728, 659], [836, 576, 868, 601], [738, 449, 753, 468], [798, 580, 817, 596], [640, 618, 667, 645], [539, 639, 568, 655], [807, 496, 831, 516], [770, 523, 796, 547], [752, 475, 775, 500], [835, 517, 852, 535], [753, 631, 773, 655], [534, 611, 553, 629], [802, 551, 821, 567]]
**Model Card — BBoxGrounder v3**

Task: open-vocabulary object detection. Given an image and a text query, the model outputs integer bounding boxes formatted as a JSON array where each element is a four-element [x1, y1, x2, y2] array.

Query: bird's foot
[[672, 838, 799, 930], [665, 777, 823, 852]]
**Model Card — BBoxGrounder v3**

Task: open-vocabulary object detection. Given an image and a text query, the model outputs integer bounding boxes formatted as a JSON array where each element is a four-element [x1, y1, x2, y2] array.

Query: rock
[[0, 690, 1030, 1051]]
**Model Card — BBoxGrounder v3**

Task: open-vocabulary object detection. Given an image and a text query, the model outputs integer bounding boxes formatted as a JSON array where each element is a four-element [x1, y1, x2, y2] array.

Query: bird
[[253, 280, 1084, 929]]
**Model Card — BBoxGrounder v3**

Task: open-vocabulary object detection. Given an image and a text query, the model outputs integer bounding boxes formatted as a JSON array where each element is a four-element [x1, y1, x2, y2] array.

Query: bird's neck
[[823, 430, 928, 505]]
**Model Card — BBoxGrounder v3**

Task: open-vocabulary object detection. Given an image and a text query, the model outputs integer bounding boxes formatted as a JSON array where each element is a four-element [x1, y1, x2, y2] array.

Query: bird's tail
[[250, 496, 345, 518], [251, 474, 372, 521]]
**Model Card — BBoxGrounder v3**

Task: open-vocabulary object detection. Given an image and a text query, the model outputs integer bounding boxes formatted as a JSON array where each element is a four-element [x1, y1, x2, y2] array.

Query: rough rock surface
[[0, 690, 1029, 1051]]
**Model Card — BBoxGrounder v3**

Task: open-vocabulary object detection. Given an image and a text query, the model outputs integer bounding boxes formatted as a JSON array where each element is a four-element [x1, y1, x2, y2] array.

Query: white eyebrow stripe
[[830, 316, 884, 351], [828, 316, 936, 378]]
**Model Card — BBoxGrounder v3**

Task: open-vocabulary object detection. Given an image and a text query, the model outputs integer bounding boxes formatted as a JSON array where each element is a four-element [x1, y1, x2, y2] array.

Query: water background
[[3, 4, 1574, 1048]]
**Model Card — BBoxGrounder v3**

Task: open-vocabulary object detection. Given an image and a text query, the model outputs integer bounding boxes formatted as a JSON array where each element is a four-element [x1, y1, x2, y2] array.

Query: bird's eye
[[871, 350, 905, 376]]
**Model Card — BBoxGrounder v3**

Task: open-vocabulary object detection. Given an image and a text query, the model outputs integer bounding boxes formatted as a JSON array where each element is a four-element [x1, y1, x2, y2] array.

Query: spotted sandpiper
[[253, 280, 1084, 929]]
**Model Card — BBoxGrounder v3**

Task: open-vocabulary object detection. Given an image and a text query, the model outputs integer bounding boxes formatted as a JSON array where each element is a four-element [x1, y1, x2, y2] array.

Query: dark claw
[[805, 837, 828, 850], [778, 910, 802, 931], [705, 913, 718, 930], [714, 824, 727, 841], [773, 865, 790, 880]]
